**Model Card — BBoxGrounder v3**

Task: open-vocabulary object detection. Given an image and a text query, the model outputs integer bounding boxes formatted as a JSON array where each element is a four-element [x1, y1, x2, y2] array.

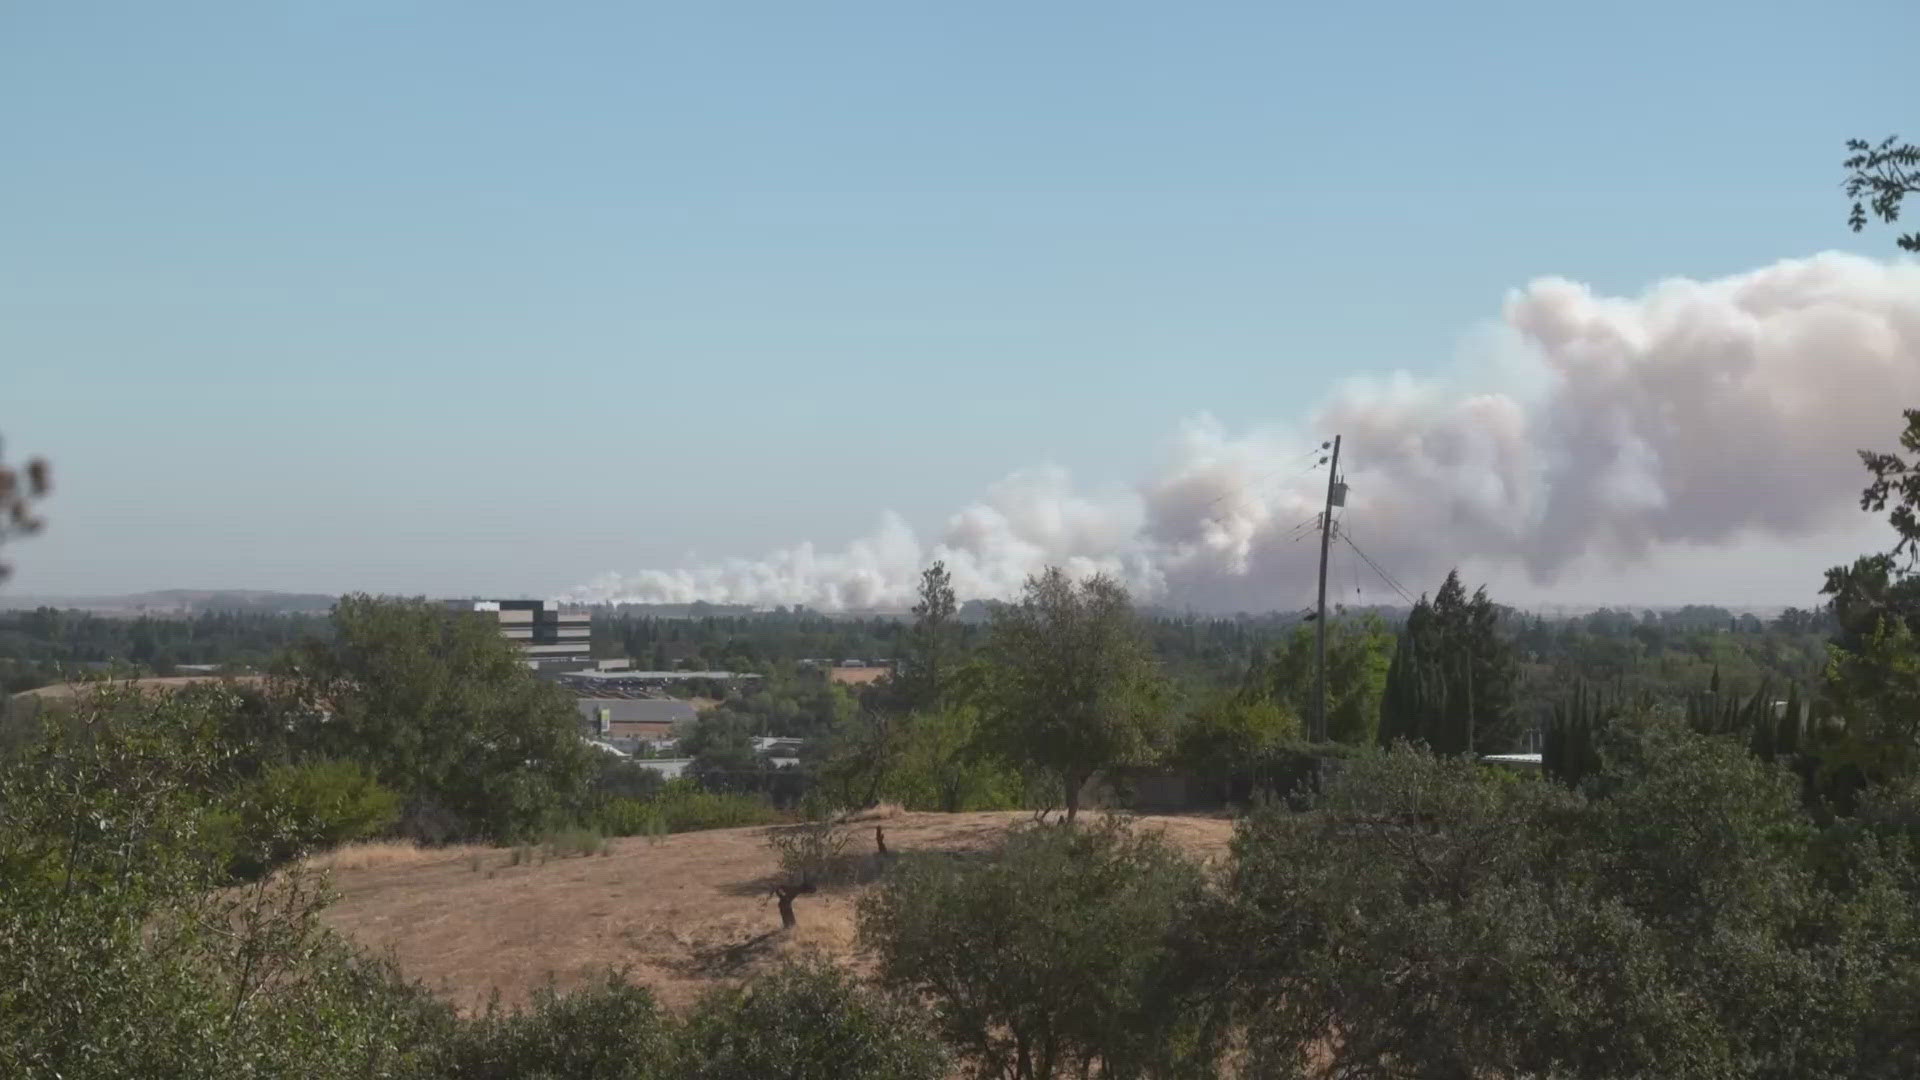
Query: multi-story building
[[449, 599, 591, 669]]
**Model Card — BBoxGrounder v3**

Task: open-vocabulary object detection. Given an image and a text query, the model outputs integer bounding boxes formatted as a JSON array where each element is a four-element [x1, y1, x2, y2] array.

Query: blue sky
[[3, 1, 1913, 602]]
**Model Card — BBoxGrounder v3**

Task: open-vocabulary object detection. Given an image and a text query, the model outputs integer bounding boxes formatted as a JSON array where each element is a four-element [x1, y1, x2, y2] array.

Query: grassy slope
[[316, 811, 1234, 1012]]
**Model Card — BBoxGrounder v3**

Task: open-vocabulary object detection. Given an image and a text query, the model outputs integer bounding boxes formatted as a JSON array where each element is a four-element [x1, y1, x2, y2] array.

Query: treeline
[[0, 596, 1839, 736], [0, 607, 332, 691]]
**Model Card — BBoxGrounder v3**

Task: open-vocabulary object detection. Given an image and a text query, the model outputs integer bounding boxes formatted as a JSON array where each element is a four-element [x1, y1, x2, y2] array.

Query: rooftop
[[575, 698, 699, 725]]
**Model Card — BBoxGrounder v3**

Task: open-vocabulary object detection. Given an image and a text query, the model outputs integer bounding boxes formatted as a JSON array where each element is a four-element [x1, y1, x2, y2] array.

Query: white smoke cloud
[[569, 252, 1920, 611]]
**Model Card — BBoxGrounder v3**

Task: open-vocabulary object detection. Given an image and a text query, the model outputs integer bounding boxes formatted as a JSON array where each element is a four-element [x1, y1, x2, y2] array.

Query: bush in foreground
[[227, 757, 402, 876], [438, 973, 675, 1080], [1213, 728, 1920, 1079], [0, 684, 450, 1080], [679, 957, 947, 1080], [859, 816, 1215, 1079]]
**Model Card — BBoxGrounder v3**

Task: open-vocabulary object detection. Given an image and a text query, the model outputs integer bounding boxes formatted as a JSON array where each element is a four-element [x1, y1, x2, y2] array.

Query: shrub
[[0, 685, 451, 1079], [439, 971, 676, 1080], [859, 816, 1214, 1079], [766, 816, 854, 928], [650, 779, 779, 833], [543, 826, 606, 860], [1215, 730, 1920, 1080], [679, 957, 947, 1080], [592, 796, 664, 838], [230, 758, 401, 876]]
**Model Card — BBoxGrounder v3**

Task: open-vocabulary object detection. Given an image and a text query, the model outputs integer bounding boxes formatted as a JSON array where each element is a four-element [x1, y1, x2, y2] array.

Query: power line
[[1350, 532, 1363, 605], [1278, 511, 1321, 539], [1341, 530, 1418, 606], [1204, 447, 1327, 509]]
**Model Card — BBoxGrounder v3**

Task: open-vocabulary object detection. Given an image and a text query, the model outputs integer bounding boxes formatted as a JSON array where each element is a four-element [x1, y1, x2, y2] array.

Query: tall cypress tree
[[1378, 570, 1517, 755]]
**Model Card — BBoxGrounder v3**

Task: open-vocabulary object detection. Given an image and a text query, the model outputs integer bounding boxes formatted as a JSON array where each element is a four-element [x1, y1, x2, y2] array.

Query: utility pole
[[1313, 434, 1342, 743]]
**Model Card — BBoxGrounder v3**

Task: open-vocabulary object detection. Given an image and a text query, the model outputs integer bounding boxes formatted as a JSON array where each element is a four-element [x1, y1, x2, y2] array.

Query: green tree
[[1378, 570, 1518, 754], [883, 704, 1020, 812], [1822, 410, 1920, 787], [859, 817, 1216, 1079], [1172, 693, 1299, 778], [981, 568, 1165, 821], [1247, 615, 1394, 745], [1845, 135, 1920, 251], [226, 758, 401, 877], [682, 709, 780, 797], [817, 707, 901, 809], [894, 560, 959, 714], [277, 594, 592, 842]]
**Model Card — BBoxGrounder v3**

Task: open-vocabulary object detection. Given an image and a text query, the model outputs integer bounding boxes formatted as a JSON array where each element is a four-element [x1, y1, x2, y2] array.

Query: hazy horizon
[[6, 2, 1913, 612]]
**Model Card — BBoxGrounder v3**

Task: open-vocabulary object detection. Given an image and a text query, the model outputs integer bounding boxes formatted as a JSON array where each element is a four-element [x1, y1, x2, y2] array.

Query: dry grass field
[[316, 810, 1234, 1013]]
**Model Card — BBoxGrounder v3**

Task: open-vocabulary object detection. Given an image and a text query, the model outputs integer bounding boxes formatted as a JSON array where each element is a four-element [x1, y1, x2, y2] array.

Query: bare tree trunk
[[773, 882, 815, 929], [1063, 770, 1083, 823]]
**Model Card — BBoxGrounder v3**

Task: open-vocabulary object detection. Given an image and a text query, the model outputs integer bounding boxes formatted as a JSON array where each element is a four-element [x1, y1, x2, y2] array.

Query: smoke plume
[[569, 253, 1920, 611]]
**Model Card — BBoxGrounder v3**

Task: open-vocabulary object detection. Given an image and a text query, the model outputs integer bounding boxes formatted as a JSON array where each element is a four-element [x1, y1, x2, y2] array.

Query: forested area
[[0, 608, 332, 691]]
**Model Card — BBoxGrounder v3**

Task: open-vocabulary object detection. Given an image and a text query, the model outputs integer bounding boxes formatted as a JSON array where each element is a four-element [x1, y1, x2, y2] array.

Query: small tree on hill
[[981, 568, 1164, 821], [765, 815, 852, 929]]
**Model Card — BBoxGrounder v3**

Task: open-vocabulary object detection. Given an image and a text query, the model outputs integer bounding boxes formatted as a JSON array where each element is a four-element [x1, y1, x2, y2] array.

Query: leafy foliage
[[981, 569, 1165, 819], [0, 606, 329, 684], [891, 559, 959, 714], [277, 595, 593, 842], [1844, 135, 1920, 251], [1171, 693, 1300, 777], [1378, 570, 1519, 753], [860, 817, 1215, 1079], [1211, 731, 1920, 1079], [226, 757, 401, 877], [877, 705, 1024, 812], [0, 683, 451, 1079], [679, 957, 948, 1080], [440, 973, 675, 1080], [1821, 410, 1920, 793]]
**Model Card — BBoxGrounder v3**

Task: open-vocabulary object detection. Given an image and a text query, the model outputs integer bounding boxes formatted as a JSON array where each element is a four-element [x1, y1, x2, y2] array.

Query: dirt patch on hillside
[[318, 811, 1233, 1012]]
